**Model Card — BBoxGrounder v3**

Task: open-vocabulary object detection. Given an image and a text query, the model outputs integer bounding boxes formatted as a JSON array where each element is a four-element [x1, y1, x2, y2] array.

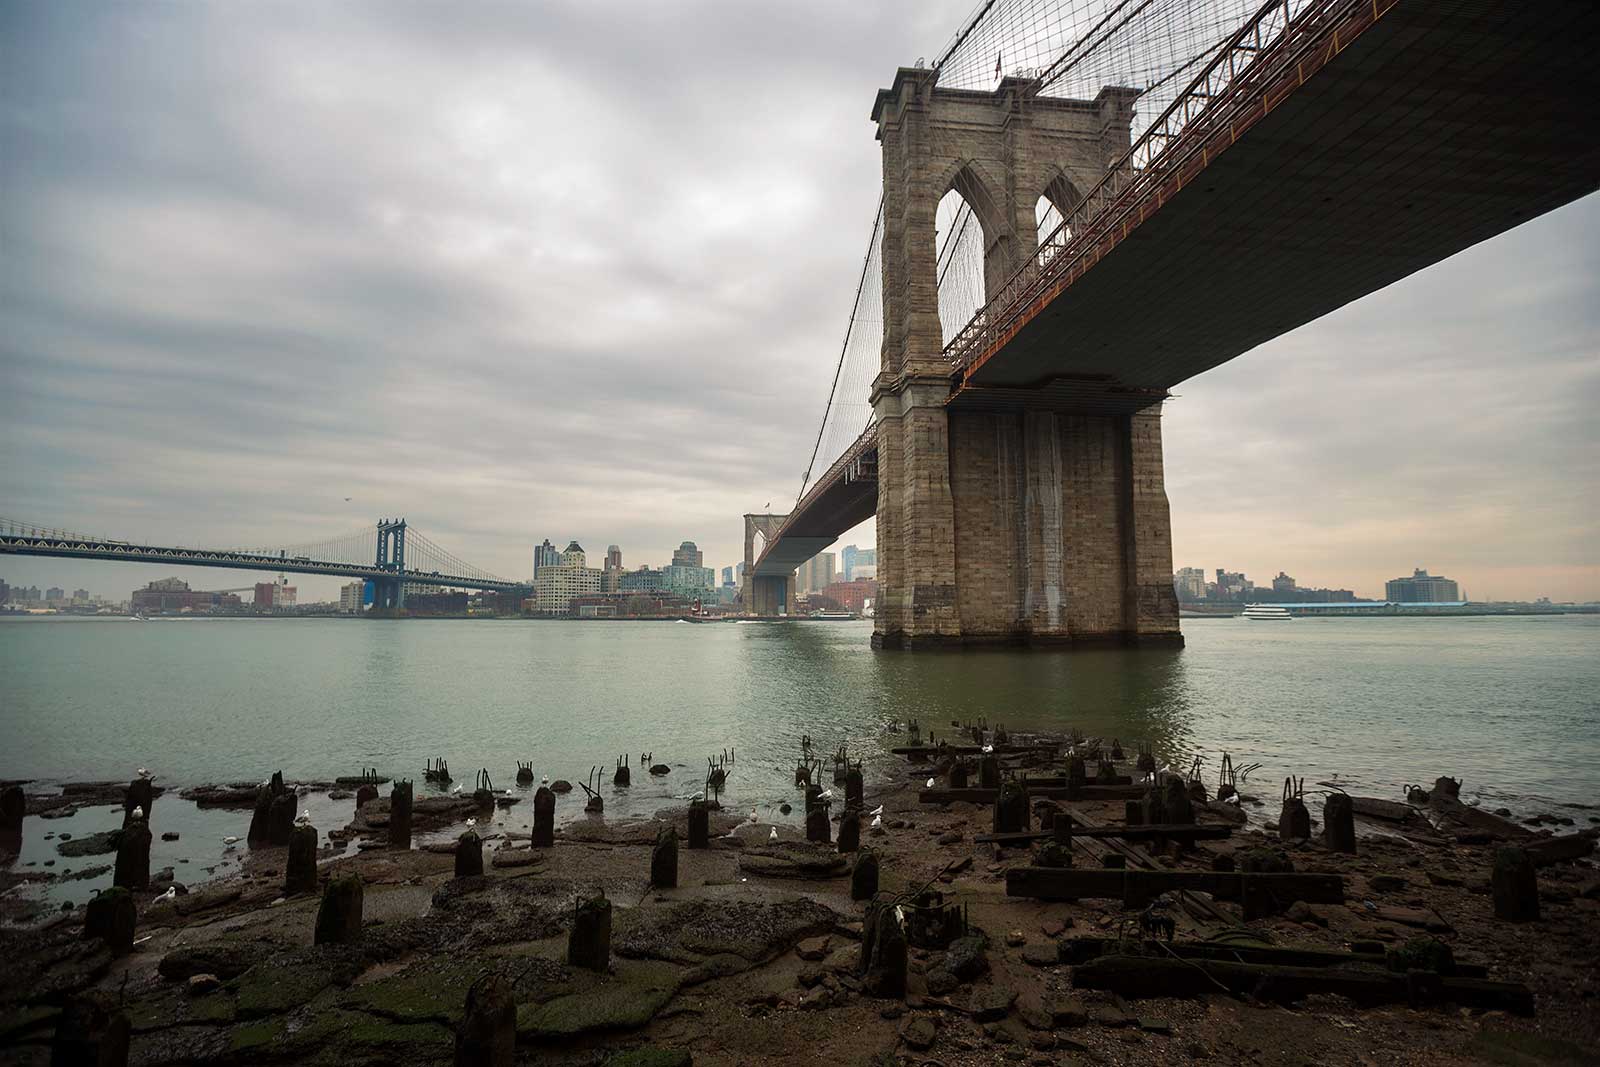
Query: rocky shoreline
[[2, 732, 1598, 1066]]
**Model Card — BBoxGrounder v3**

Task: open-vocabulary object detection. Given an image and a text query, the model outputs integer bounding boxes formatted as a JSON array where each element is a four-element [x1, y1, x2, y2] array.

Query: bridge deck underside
[[953, 0, 1600, 403], [752, 464, 877, 576]]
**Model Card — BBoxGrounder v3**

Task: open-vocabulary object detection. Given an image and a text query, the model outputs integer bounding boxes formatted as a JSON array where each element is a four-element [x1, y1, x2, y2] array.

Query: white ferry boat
[[1242, 605, 1292, 621]]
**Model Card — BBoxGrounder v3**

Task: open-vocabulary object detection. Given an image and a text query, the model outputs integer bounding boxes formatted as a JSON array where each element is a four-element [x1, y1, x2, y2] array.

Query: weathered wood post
[[950, 761, 969, 789], [979, 755, 1000, 790], [246, 785, 274, 844], [1323, 793, 1357, 854], [651, 826, 678, 889], [532, 786, 556, 847], [613, 755, 631, 788], [389, 779, 413, 850], [515, 761, 534, 786], [861, 900, 907, 998], [123, 777, 154, 828], [315, 874, 363, 945], [1139, 785, 1167, 828], [1164, 777, 1195, 825], [851, 850, 879, 901], [1066, 755, 1087, 795], [285, 824, 319, 895], [455, 827, 484, 878], [1278, 777, 1311, 841], [993, 779, 1029, 834], [266, 793, 297, 847], [51, 994, 130, 1067], [1492, 846, 1539, 922], [845, 764, 864, 809], [806, 805, 831, 844], [568, 892, 612, 971], [354, 783, 378, 812], [84, 887, 136, 957], [114, 819, 151, 891], [687, 798, 709, 850], [0, 784, 24, 832], [837, 808, 861, 853], [455, 973, 515, 1067]]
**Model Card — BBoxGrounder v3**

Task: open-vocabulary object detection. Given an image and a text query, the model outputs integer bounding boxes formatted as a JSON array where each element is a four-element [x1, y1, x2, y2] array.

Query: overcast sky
[[3, 2, 1596, 605]]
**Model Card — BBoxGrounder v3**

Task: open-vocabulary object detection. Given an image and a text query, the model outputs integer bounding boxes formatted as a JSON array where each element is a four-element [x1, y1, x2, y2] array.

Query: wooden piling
[[568, 893, 612, 971], [315, 875, 363, 945], [285, 824, 319, 895], [389, 780, 413, 850]]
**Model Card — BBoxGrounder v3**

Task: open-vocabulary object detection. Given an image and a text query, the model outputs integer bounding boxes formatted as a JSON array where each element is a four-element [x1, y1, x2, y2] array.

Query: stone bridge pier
[[870, 68, 1181, 649], [740, 513, 796, 617]]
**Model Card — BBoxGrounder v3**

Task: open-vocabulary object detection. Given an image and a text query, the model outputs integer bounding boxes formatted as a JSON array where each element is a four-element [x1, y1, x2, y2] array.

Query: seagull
[[452, 783, 463, 794], [894, 905, 906, 927], [136, 767, 151, 779], [868, 805, 884, 817], [541, 775, 549, 785], [156, 886, 177, 903], [466, 818, 477, 829], [296, 809, 311, 825], [768, 827, 778, 842], [981, 744, 994, 754], [747, 808, 758, 823], [925, 777, 935, 788], [130, 806, 145, 821], [819, 789, 833, 801], [222, 835, 239, 845], [870, 814, 883, 830]]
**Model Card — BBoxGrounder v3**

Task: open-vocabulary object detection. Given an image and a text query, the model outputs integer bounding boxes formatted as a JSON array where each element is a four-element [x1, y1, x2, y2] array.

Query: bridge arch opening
[[935, 164, 1008, 348], [1035, 171, 1083, 254]]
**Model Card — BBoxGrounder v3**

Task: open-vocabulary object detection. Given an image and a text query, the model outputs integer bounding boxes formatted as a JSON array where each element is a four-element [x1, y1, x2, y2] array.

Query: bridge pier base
[[873, 392, 1180, 650], [747, 573, 795, 617]]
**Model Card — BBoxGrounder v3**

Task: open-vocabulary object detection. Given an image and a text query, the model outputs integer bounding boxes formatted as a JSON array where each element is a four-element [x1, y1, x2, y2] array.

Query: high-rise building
[[840, 545, 878, 581], [533, 539, 561, 577], [1173, 567, 1207, 600], [671, 541, 704, 568], [1385, 568, 1462, 603], [339, 581, 366, 614], [1272, 571, 1297, 594], [45, 587, 65, 603], [606, 545, 622, 570], [73, 588, 90, 601], [534, 542, 605, 615], [798, 552, 836, 594], [721, 566, 734, 587]]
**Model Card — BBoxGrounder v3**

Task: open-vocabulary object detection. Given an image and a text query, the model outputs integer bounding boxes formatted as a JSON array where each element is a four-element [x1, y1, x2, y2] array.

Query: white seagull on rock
[[870, 814, 883, 830], [925, 777, 935, 789], [466, 818, 477, 829], [747, 808, 758, 823], [296, 809, 311, 825], [130, 806, 145, 821], [768, 827, 779, 843], [136, 767, 152, 779], [868, 805, 884, 817], [156, 886, 177, 903], [981, 744, 994, 754]]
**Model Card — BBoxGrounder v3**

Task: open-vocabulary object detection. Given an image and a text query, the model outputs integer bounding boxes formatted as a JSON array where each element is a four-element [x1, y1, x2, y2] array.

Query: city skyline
[[2, 3, 1595, 604]]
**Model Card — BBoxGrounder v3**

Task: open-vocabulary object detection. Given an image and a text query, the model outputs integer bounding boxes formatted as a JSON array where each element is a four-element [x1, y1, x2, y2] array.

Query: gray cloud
[[2, 1, 1595, 603]]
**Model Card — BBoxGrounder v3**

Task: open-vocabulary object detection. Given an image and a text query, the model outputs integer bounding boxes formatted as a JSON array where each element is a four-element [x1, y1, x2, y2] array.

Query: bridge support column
[[748, 573, 795, 617], [874, 401, 1180, 649]]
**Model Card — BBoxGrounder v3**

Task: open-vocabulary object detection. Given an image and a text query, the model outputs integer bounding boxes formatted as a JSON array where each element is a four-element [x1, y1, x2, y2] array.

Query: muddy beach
[[1, 728, 1598, 1067]]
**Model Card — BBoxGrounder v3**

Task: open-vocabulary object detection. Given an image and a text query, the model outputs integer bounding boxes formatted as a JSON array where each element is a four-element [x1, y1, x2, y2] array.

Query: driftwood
[[921, 785, 1146, 804], [974, 823, 1233, 846], [1006, 867, 1344, 917], [1057, 937, 1489, 976], [1070, 954, 1533, 1015]]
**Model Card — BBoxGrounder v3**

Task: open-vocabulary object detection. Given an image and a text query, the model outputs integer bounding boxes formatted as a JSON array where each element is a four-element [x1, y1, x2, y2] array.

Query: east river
[[2, 613, 1597, 908]]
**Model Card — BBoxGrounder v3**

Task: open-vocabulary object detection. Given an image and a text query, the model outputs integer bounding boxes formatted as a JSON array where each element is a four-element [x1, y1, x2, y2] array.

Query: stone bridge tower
[[870, 69, 1181, 648]]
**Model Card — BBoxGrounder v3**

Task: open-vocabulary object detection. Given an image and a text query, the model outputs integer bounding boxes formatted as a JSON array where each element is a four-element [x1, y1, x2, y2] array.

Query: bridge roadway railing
[[0, 532, 523, 593], [756, 423, 879, 568], [944, 0, 1390, 377]]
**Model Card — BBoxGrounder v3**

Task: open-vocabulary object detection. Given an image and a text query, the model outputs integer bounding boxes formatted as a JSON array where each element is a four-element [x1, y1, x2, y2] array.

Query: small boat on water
[[1242, 605, 1292, 621]]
